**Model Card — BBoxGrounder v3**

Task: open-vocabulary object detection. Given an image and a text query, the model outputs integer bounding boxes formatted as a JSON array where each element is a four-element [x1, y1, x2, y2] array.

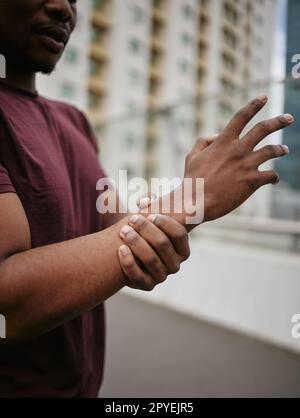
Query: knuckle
[[154, 265, 167, 282], [196, 137, 206, 148], [269, 170, 280, 184], [131, 275, 153, 291], [156, 236, 170, 251], [236, 108, 250, 120], [157, 272, 168, 283], [185, 151, 192, 161], [170, 262, 180, 274], [247, 171, 260, 189], [122, 257, 135, 270], [258, 120, 270, 134], [135, 218, 148, 233], [144, 283, 155, 292], [183, 246, 191, 260], [147, 254, 160, 267], [250, 98, 263, 111], [127, 272, 143, 289], [233, 141, 247, 159], [277, 115, 287, 127], [265, 145, 279, 158], [126, 231, 138, 245], [173, 227, 187, 241]]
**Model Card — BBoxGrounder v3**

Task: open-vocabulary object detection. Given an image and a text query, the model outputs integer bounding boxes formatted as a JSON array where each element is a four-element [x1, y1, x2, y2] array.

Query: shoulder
[[42, 97, 87, 126], [42, 97, 99, 153]]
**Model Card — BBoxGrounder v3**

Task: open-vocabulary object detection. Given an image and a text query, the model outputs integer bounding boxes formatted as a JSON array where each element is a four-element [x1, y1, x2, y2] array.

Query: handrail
[[202, 215, 300, 236]]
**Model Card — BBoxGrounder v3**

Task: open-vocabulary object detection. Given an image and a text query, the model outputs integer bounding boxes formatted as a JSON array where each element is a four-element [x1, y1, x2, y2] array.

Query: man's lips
[[33, 24, 70, 53]]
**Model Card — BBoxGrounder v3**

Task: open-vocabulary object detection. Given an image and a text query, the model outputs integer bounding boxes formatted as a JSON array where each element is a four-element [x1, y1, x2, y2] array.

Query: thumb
[[194, 134, 218, 152]]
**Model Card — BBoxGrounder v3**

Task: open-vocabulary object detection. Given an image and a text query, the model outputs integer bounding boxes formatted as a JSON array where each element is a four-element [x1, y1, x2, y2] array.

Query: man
[[0, 0, 293, 398]]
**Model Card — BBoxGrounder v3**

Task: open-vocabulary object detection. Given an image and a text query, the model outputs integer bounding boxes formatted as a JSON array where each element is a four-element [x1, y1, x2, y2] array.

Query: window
[[129, 38, 143, 54], [181, 32, 194, 47], [60, 81, 76, 99], [130, 4, 146, 23], [125, 132, 137, 148], [179, 60, 190, 74], [128, 68, 145, 86], [64, 47, 79, 64], [182, 3, 194, 19]]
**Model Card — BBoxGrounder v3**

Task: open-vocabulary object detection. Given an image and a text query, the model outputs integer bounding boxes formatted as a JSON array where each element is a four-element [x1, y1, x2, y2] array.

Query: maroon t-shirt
[[0, 83, 106, 398]]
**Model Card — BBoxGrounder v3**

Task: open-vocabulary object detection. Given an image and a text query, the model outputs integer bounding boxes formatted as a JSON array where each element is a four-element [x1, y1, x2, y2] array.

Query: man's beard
[[3, 45, 59, 76]]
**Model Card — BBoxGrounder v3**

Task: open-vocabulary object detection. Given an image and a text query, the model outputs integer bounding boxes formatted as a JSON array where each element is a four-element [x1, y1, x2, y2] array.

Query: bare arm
[[0, 192, 131, 344]]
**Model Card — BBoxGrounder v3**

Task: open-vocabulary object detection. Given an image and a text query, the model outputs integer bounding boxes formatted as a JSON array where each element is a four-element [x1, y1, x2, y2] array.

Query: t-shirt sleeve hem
[[0, 185, 17, 194]]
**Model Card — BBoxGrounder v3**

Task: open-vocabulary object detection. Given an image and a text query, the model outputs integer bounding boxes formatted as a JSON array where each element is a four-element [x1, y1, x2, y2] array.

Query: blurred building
[[86, 0, 278, 182], [87, 0, 277, 121], [276, 0, 300, 192]]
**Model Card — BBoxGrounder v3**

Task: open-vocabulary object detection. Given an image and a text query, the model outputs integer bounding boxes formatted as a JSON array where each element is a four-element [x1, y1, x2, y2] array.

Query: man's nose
[[44, 0, 73, 24]]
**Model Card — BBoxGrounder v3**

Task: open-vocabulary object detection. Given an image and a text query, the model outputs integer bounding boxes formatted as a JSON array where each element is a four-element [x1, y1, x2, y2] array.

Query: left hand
[[118, 214, 190, 291]]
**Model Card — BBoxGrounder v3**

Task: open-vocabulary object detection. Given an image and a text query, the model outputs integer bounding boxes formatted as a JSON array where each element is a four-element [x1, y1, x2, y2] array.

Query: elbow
[[0, 314, 37, 347], [0, 312, 24, 347]]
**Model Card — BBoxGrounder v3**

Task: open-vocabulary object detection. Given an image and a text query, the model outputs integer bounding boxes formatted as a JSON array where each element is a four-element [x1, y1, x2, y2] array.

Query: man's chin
[[31, 60, 57, 75]]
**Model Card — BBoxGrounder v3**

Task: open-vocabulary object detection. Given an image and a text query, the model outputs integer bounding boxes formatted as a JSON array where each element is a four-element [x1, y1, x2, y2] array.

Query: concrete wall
[[124, 232, 300, 354]]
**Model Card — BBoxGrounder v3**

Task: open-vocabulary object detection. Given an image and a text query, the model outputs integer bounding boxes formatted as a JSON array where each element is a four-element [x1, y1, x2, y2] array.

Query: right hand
[[184, 96, 294, 224]]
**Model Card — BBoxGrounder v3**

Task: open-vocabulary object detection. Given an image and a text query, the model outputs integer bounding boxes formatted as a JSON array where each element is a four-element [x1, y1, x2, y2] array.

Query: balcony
[[90, 43, 109, 62], [91, 10, 111, 30]]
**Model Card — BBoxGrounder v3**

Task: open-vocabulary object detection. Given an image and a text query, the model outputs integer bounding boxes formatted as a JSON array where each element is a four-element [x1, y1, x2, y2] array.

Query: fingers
[[127, 215, 185, 274], [257, 170, 280, 188], [147, 214, 190, 260], [250, 144, 289, 167], [223, 96, 268, 138], [243, 114, 294, 150], [118, 245, 156, 291], [120, 224, 167, 280]]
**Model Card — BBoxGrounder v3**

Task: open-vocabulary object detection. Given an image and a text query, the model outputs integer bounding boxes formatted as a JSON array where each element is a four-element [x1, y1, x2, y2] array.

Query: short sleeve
[[0, 162, 16, 194]]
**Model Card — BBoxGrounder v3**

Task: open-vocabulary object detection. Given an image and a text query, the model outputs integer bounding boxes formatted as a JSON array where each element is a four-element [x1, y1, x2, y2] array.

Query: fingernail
[[284, 113, 294, 123], [148, 214, 158, 223], [282, 145, 290, 154], [257, 95, 268, 103], [129, 214, 141, 225], [139, 197, 151, 209], [120, 245, 129, 257], [120, 225, 133, 238]]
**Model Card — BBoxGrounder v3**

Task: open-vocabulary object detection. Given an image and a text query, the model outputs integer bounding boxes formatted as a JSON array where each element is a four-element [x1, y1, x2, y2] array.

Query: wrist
[[138, 191, 197, 232]]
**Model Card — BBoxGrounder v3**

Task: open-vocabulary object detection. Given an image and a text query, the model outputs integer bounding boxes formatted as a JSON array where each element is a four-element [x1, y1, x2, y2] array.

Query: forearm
[[0, 216, 130, 344], [102, 212, 127, 229]]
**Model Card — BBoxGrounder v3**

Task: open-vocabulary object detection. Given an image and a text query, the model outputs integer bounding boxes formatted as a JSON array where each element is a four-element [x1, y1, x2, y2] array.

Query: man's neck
[[1, 65, 36, 94]]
